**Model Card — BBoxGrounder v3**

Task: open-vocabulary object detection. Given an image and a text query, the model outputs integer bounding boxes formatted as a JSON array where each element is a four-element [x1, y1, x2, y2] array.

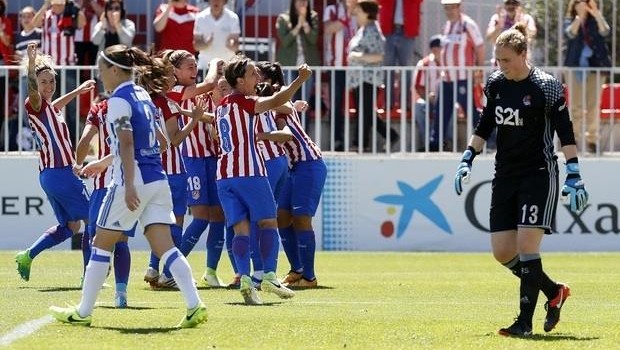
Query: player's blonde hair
[[21, 51, 56, 76], [495, 22, 529, 55]]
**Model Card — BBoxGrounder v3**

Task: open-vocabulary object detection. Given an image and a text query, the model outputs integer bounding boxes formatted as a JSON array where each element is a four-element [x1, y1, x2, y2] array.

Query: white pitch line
[[0, 315, 53, 347]]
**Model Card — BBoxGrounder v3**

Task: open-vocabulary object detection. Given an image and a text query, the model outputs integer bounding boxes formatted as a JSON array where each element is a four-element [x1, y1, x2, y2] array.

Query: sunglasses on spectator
[[108, 6, 122, 11]]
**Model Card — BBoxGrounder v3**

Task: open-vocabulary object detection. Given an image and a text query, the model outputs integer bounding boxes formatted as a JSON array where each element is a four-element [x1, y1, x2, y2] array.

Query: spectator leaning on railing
[[563, 0, 611, 154]]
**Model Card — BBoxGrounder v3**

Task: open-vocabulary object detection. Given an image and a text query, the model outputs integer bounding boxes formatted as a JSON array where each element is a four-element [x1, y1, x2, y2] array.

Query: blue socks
[[150, 224, 182, 271], [81, 225, 93, 274], [29, 225, 73, 259], [249, 223, 264, 275], [298, 230, 316, 280], [259, 227, 279, 274], [279, 225, 303, 272], [232, 235, 250, 276], [113, 241, 130, 286], [180, 218, 209, 256], [206, 221, 225, 270], [226, 226, 238, 274]]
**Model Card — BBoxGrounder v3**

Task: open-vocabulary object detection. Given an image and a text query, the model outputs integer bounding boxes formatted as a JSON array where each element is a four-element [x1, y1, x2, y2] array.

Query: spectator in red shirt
[[378, 0, 423, 107], [153, 0, 199, 53]]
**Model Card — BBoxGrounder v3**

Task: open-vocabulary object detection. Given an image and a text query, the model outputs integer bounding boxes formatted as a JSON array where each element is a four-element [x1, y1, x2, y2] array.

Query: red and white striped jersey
[[73, 10, 98, 43], [25, 98, 75, 171], [167, 85, 216, 158], [441, 13, 483, 82], [256, 110, 286, 161], [42, 10, 76, 65], [85, 101, 111, 190], [202, 93, 220, 156], [215, 92, 266, 179], [152, 94, 185, 175], [323, 2, 355, 67], [414, 53, 441, 96], [275, 109, 322, 164]]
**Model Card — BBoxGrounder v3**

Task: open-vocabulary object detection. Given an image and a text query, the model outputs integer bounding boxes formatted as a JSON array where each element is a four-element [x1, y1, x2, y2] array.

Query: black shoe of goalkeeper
[[498, 318, 533, 337]]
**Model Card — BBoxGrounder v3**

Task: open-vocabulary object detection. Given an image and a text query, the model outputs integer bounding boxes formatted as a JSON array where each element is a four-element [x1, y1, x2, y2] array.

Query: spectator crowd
[[0, 0, 614, 154]]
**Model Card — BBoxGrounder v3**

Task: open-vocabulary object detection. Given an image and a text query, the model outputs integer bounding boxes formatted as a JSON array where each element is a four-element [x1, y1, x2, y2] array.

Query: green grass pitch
[[1, 251, 618, 349]]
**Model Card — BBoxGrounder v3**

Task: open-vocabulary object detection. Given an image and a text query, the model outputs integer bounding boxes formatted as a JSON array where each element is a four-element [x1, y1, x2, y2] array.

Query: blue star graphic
[[374, 176, 452, 238]]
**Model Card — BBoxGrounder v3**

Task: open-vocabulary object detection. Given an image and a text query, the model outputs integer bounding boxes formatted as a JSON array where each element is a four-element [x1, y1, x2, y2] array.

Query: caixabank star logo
[[374, 175, 452, 238]]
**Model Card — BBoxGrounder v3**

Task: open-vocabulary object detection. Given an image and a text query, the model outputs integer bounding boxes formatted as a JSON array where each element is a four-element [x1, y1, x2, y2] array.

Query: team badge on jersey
[[522, 95, 531, 106], [192, 190, 200, 200]]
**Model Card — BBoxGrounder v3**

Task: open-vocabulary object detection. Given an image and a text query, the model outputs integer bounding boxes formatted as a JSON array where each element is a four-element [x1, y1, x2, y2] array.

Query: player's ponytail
[[496, 23, 528, 55]]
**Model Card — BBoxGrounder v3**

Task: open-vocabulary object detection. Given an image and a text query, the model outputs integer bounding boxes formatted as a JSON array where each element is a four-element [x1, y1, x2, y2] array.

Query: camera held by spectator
[[58, 0, 79, 37]]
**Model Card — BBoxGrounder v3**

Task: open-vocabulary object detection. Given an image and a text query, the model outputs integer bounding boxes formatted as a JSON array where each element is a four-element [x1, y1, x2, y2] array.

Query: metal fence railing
[[1, 65, 619, 156]]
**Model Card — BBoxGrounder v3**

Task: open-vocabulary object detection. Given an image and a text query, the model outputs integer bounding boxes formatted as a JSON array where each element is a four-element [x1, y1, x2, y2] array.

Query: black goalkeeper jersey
[[474, 67, 575, 178]]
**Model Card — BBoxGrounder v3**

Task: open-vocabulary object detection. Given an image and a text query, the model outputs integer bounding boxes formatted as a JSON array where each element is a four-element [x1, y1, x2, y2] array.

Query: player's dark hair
[[256, 82, 275, 97], [224, 56, 253, 88], [255, 61, 285, 87], [102, 45, 172, 93], [162, 49, 194, 68], [136, 57, 174, 95], [495, 22, 528, 55]]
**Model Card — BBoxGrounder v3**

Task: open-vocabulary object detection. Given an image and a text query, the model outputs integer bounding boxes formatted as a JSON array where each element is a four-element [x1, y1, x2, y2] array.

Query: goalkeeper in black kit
[[453, 23, 589, 337]]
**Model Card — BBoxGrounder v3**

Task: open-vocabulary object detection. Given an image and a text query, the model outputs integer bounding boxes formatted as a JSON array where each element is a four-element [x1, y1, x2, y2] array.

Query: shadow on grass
[[486, 332, 599, 341], [224, 301, 286, 306], [289, 285, 335, 291], [98, 326, 179, 334], [97, 305, 167, 311], [34, 287, 82, 292], [527, 334, 600, 341]]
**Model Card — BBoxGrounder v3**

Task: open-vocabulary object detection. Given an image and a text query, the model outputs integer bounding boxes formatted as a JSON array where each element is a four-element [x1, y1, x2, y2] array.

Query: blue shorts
[[278, 159, 327, 216], [168, 173, 189, 216], [265, 155, 289, 201], [217, 176, 276, 227], [184, 157, 208, 206], [90, 188, 137, 237], [205, 156, 221, 206], [39, 167, 89, 226]]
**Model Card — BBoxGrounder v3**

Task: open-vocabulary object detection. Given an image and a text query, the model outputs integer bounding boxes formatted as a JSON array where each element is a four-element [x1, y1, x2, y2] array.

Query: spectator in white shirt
[[193, 0, 240, 71]]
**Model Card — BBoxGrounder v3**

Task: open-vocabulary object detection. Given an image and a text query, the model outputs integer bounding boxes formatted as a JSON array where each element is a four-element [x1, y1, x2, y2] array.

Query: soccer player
[[215, 57, 310, 304], [248, 80, 294, 287], [141, 50, 197, 289], [75, 98, 135, 308], [256, 61, 327, 288], [15, 43, 95, 282], [50, 45, 207, 328], [164, 50, 226, 288], [454, 23, 587, 336]]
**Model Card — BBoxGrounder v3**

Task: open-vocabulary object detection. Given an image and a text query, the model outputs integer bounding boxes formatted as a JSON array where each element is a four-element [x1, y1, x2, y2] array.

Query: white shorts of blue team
[[96, 180, 175, 233]]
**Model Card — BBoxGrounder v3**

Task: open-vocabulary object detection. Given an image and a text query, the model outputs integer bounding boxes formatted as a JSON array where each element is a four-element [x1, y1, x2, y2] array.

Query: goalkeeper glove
[[454, 146, 478, 196], [560, 158, 589, 213]]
